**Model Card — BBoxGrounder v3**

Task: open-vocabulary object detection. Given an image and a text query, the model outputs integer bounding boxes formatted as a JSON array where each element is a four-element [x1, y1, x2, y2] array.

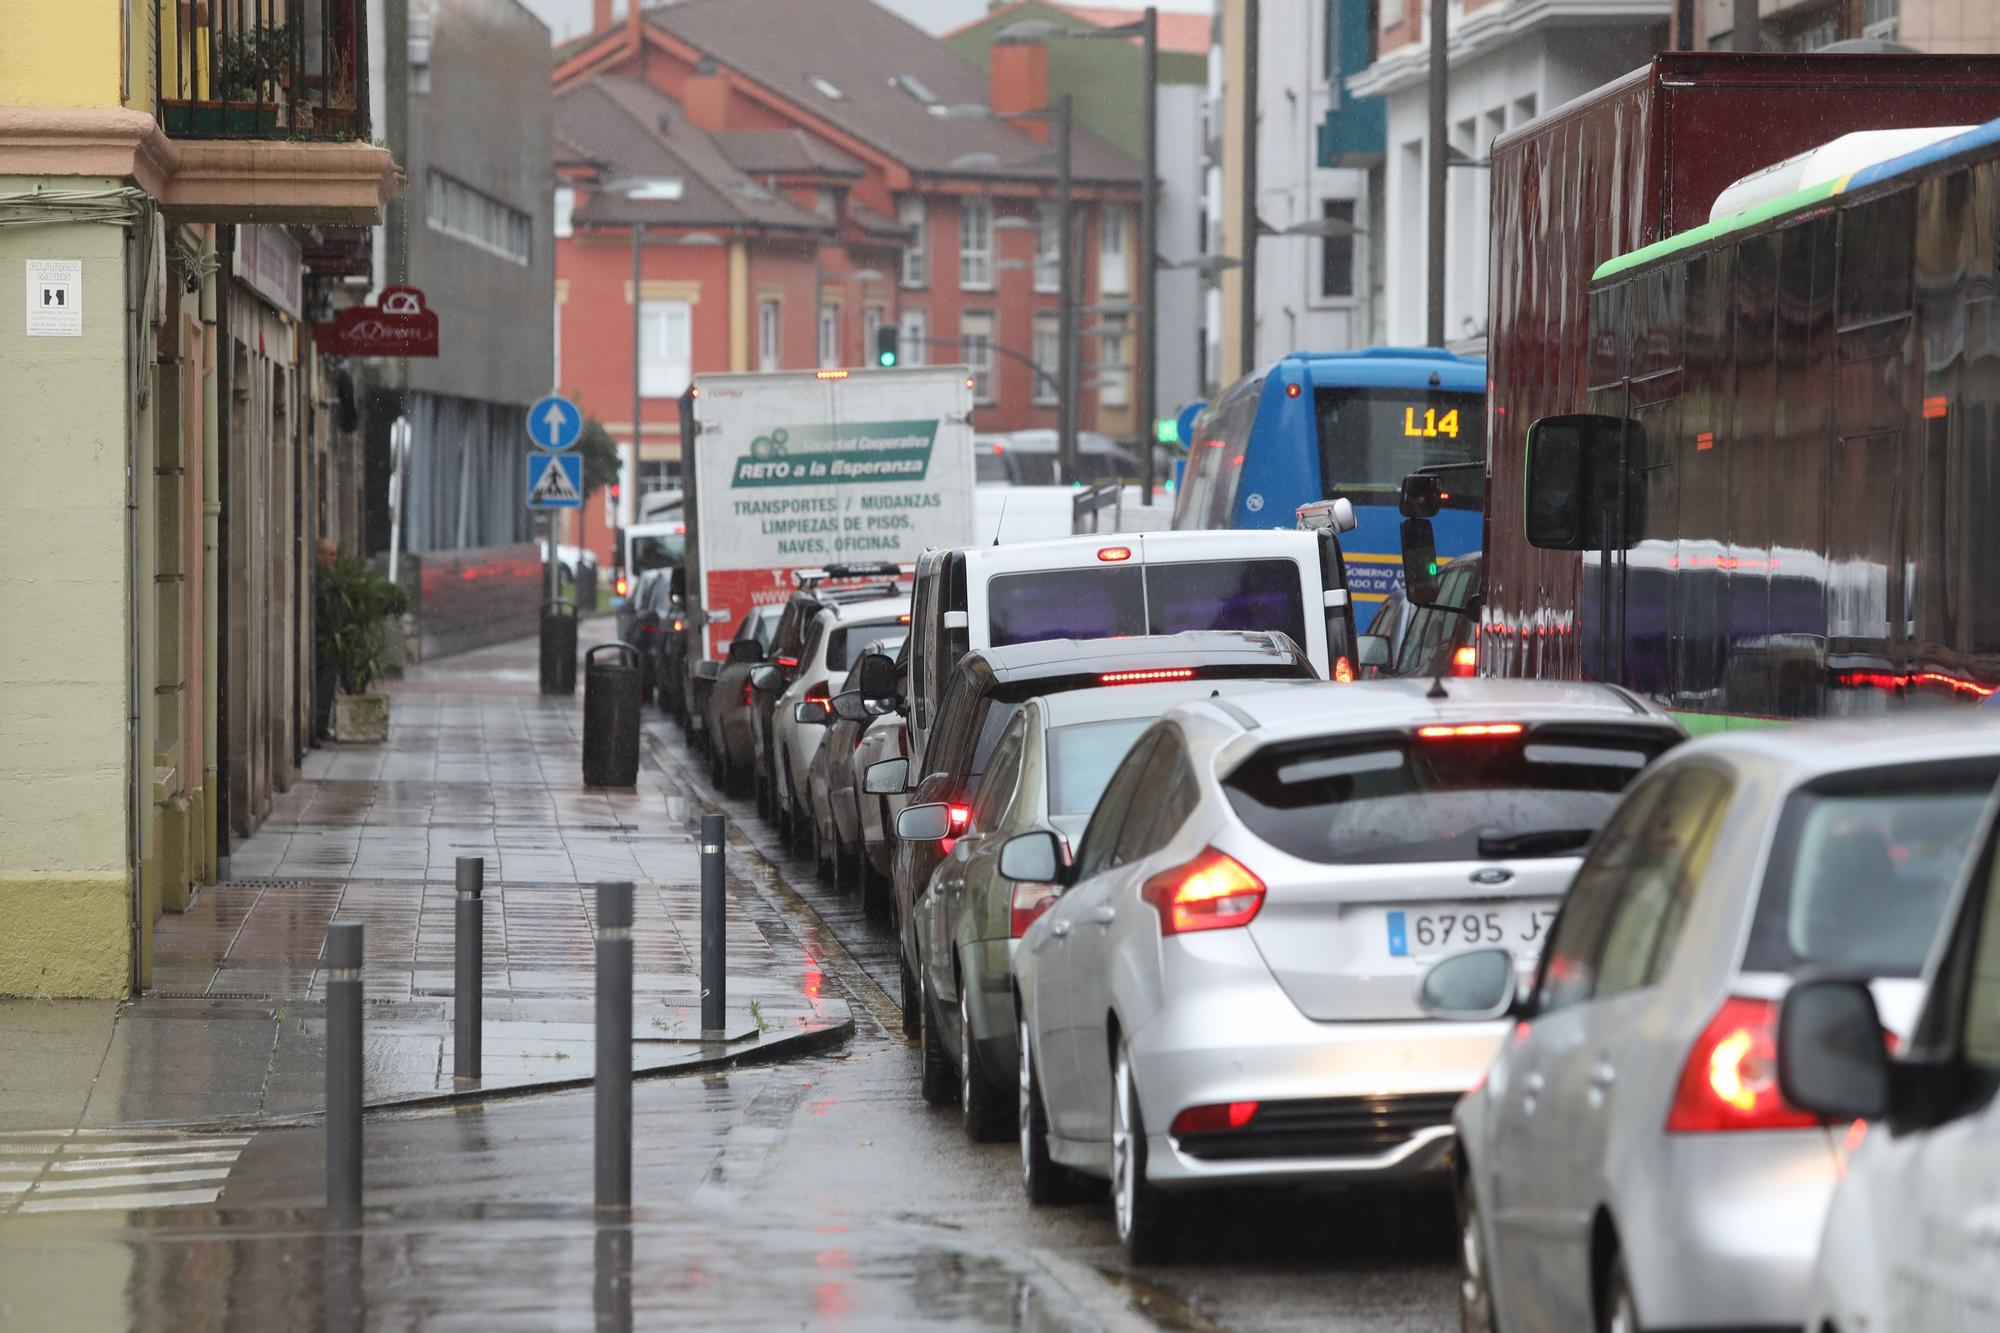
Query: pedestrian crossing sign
[[526, 451, 583, 509]]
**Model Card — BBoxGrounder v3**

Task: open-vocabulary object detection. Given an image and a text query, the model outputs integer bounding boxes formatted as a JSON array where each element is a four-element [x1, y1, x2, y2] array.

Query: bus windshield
[[1315, 387, 1485, 511]]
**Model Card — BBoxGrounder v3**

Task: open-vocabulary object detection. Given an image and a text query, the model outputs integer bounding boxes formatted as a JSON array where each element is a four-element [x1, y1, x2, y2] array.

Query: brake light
[[776, 656, 798, 670], [1140, 848, 1265, 935], [1667, 997, 1818, 1134], [1416, 723, 1523, 740], [1333, 655, 1354, 683], [641, 622, 659, 636], [898, 613, 911, 623], [1170, 1101, 1260, 1136], [614, 576, 630, 597], [1009, 880, 1060, 937], [948, 805, 971, 833], [1451, 645, 1477, 676], [1099, 667, 1195, 686], [1098, 546, 1132, 562], [741, 680, 754, 704], [805, 682, 830, 704]]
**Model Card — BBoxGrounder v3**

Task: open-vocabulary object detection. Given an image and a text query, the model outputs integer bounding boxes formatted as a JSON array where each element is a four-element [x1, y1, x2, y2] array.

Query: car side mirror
[[749, 664, 784, 695], [1778, 979, 1892, 1122], [998, 830, 1069, 887], [830, 690, 873, 724], [727, 639, 764, 665], [1524, 413, 1645, 551], [896, 803, 953, 842], [864, 757, 910, 795], [1416, 947, 1520, 1021], [692, 659, 722, 682], [793, 699, 832, 726], [857, 651, 899, 702], [1357, 634, 1390, 669]]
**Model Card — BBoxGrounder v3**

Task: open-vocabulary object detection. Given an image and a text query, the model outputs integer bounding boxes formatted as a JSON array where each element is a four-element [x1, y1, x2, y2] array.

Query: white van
[[879, 527, 1359, 774]]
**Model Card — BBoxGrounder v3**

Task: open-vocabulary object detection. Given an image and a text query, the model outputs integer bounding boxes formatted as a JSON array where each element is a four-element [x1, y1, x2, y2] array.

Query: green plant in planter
[[317, 556, 409, 696], [215, 23, 292, 104]]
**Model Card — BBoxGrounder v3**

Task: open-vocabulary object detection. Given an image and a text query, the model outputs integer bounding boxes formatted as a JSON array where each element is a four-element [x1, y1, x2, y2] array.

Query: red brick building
[[552, 0, 1143, 564]]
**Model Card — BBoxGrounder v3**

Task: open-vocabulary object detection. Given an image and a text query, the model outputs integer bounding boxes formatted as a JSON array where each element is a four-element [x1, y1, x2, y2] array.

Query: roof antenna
[[992, 491, 1010, 546], [1426, 674, 1450, 700]]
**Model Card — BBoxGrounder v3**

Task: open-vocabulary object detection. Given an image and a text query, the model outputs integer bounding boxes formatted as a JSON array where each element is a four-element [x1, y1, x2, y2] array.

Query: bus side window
[[1206, 377, 1263, 527]]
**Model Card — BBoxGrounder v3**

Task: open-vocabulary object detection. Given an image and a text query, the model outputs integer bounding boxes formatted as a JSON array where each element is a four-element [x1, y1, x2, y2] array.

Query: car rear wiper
[[1476, 827, 1594, 859]]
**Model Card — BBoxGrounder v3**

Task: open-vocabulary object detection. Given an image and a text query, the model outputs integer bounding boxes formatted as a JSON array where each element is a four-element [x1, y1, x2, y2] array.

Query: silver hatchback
[[1419, 716, 2000, 1332], [1004, 679, 1683, 1262]]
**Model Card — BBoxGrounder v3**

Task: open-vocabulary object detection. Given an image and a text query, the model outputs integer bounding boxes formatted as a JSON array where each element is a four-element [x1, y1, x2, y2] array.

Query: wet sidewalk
[[0, 622, 850, 1144]]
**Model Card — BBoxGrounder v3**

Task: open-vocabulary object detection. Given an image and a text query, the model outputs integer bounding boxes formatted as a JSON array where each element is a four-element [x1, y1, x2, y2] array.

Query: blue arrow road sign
[[527, 393, 582, 450], [526, 451, 583, 509]]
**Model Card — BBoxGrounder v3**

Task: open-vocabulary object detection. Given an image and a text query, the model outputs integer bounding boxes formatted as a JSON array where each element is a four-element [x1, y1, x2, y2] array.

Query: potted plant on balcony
[[161, 22, 291, 137], [318, 554, 407, 743]]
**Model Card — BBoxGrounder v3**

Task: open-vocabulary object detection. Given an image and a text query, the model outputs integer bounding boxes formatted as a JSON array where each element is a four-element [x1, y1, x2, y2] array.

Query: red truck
[[1482, 51, 2000, 680]]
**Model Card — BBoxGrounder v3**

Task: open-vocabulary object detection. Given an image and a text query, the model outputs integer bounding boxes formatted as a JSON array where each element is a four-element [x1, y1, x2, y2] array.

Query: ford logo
[[1469, 867, 1513, 886]]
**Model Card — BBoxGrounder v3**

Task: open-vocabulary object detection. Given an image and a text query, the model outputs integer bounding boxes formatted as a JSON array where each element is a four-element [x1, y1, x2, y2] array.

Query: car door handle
[[1050, 920, 1071, 939], [1587, 1060, 1616, 1109], [1522, 1070, 1544, 1116], [1089, 907, 1116, 927]]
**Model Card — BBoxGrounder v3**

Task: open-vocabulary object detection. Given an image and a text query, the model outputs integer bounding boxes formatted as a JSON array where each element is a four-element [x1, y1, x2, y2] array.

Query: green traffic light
[[1427, 562, 1440, 577], [878, 350, 897, 367]]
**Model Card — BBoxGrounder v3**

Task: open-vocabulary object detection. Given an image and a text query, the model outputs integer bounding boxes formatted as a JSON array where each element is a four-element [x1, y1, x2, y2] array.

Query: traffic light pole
[[1137, 8, 1158, 505]]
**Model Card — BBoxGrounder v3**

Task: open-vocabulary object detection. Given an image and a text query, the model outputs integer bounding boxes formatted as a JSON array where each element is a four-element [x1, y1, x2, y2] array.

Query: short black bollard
[[700, 814, 726, 1033], [541, 601, 579, 697], [325, 920, 364, 1228], [595, 881, 634, 1211], [453, 856, 484, 1081]]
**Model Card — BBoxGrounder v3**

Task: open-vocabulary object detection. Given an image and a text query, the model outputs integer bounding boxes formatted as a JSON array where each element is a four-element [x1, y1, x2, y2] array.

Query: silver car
[[1004, 679, 1683, 1261], [1419, 716, 2000, 1332]]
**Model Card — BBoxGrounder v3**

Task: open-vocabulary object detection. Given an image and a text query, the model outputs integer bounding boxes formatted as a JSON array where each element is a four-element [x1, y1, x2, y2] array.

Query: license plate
[[1383, 902, 1557, 961]]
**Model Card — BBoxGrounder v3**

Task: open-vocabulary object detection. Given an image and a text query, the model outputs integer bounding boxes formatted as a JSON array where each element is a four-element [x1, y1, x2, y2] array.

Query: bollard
[[325, 920, 364, 1228], [593, 1224, 634, 1333], [595, 881, 634, 1211], [454, 856, 484, 1081], [700, 814, 726, 1033]]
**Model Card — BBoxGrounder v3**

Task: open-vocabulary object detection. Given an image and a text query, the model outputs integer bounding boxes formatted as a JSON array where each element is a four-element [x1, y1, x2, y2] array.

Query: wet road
[[0, 715, 1457, 1331]]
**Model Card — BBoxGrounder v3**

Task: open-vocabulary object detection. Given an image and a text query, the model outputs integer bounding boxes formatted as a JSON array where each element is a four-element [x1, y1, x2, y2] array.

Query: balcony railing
[[156, 1, 371, 141]]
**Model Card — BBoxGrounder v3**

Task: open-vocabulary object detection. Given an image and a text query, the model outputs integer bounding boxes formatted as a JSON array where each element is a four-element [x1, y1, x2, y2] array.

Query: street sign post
[[527, 452, 583, 509], [527, 393, 582, 451]]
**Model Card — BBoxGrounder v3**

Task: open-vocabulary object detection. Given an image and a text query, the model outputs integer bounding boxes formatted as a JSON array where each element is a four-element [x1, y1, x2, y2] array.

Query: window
[[1099, 205, 1129, 296], [1962, 825, 2000, 1071], [960, 198, 993, 291], [1074, 733, 1159, 882], [1034, 201, 1061, 293], [757, 298, 781, 372], [553, 187, 574, 240], [1113, 735, 1192, 867], [1032, 315, 1059, 405], [899, 307, 927, 367], [1323, 0, 1340, 78], [818, 303, 840, 369], [899, 197, 927, 288], [638, 300, 691, 398], [1320, 199, 1356, 299], [425, 170, 532, 264], [1097, 313, 1130, 407], [863, 305, 882, 367], [971, 715, 1029, 831], [961, 311, 995, 403], [1047, 718, 1157, 817], [987, 559, 1310, 649]]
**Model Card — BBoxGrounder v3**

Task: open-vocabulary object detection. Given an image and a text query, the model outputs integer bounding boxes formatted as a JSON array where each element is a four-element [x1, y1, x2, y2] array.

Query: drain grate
[[219, 878, 329, 889], [152, 990, 276, 1001]]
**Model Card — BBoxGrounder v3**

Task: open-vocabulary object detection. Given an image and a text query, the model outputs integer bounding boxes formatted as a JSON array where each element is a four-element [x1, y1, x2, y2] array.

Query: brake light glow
[[1098, 546, 1132, 562], [948, 805, 972, 832], [741, 680, 754, 704], [614, 576, 630, 597], [1451, 645, 1477, 676], [1416, 723, 1523, 740], [898, 613, 912, 623], [1141, 848, 1266, 935], [1099, 667, 1195, 686], [776, 656, 798, 670], [1009, 880, 1060, 937], [1333, 656, 1354, 683], [805, 683, 830, 704], [1666, 996, 1818, 1134], [816, 369, 849, 380], [672, 618, 685, 632], [1170, 1101, 1260, 1136]]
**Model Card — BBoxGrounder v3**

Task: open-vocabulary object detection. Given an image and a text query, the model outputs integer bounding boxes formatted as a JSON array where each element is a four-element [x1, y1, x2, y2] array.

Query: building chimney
[[681, 65, 733, 130], [989, 40, 1050, 141]]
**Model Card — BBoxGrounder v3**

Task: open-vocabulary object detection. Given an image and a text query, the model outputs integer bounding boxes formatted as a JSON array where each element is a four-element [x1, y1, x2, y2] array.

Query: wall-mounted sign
[[25, 258, 82, 337], [313, 285, 439, 358]]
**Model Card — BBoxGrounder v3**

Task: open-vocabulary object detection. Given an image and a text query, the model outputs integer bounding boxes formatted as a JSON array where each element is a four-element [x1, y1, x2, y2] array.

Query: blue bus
[[1172, 347, 1486, 613]]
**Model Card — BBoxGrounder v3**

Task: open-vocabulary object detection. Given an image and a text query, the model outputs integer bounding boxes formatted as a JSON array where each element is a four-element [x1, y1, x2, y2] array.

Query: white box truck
[[677, 367, 977, 664]]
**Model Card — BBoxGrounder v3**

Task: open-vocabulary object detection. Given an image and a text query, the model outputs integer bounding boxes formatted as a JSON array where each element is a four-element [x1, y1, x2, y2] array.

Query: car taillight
[[614, 576, 630, 597], [1140, 848, 1265, 935], [641, 622, 659, 637], [948, 805, 971, 833], [1009, 880, 1060, 937], [1451, 644, 1477, 676], [1097, 546, 1132, 562], [1416, 723, 1523, 740], [1099, 667, 1195, 686], [1666, 996, 1819, 1134], [805, 682, 829, 704], [776, 655, 798, 670], [1333, 655, 1354, 683], [741, 680, 753, 705], [672, 618, 685, 632], [1169, 1101, 1259, 1137]]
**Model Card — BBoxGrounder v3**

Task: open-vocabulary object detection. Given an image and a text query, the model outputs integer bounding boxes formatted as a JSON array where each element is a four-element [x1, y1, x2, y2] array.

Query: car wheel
[[1600, 1254, 1640, 1333], [1112, 1044, 1181, 1264], [919, 979, 957, 1107], [1458, 1177, 1498, 1333], [960, 982, 1011, 1143], [1018, 1011, 1074, 1206], [899, 953, 922, 1039]]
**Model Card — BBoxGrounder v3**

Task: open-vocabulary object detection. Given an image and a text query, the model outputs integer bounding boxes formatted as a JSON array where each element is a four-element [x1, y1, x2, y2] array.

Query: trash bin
[[583, 642, 642, 787], [541, 602, 578, 696]]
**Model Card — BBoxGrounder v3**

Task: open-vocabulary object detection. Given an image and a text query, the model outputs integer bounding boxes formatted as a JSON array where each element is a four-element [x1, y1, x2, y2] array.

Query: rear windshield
[[1315, 386, 1485, 512], [1047, 719, 1155, 816], [1224, 730, 1671, 865], [987, 559, 1308, 649], [829, 621, 905, 672], [630, 533, 685, 571], [1745, 762, 1997, 979]]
